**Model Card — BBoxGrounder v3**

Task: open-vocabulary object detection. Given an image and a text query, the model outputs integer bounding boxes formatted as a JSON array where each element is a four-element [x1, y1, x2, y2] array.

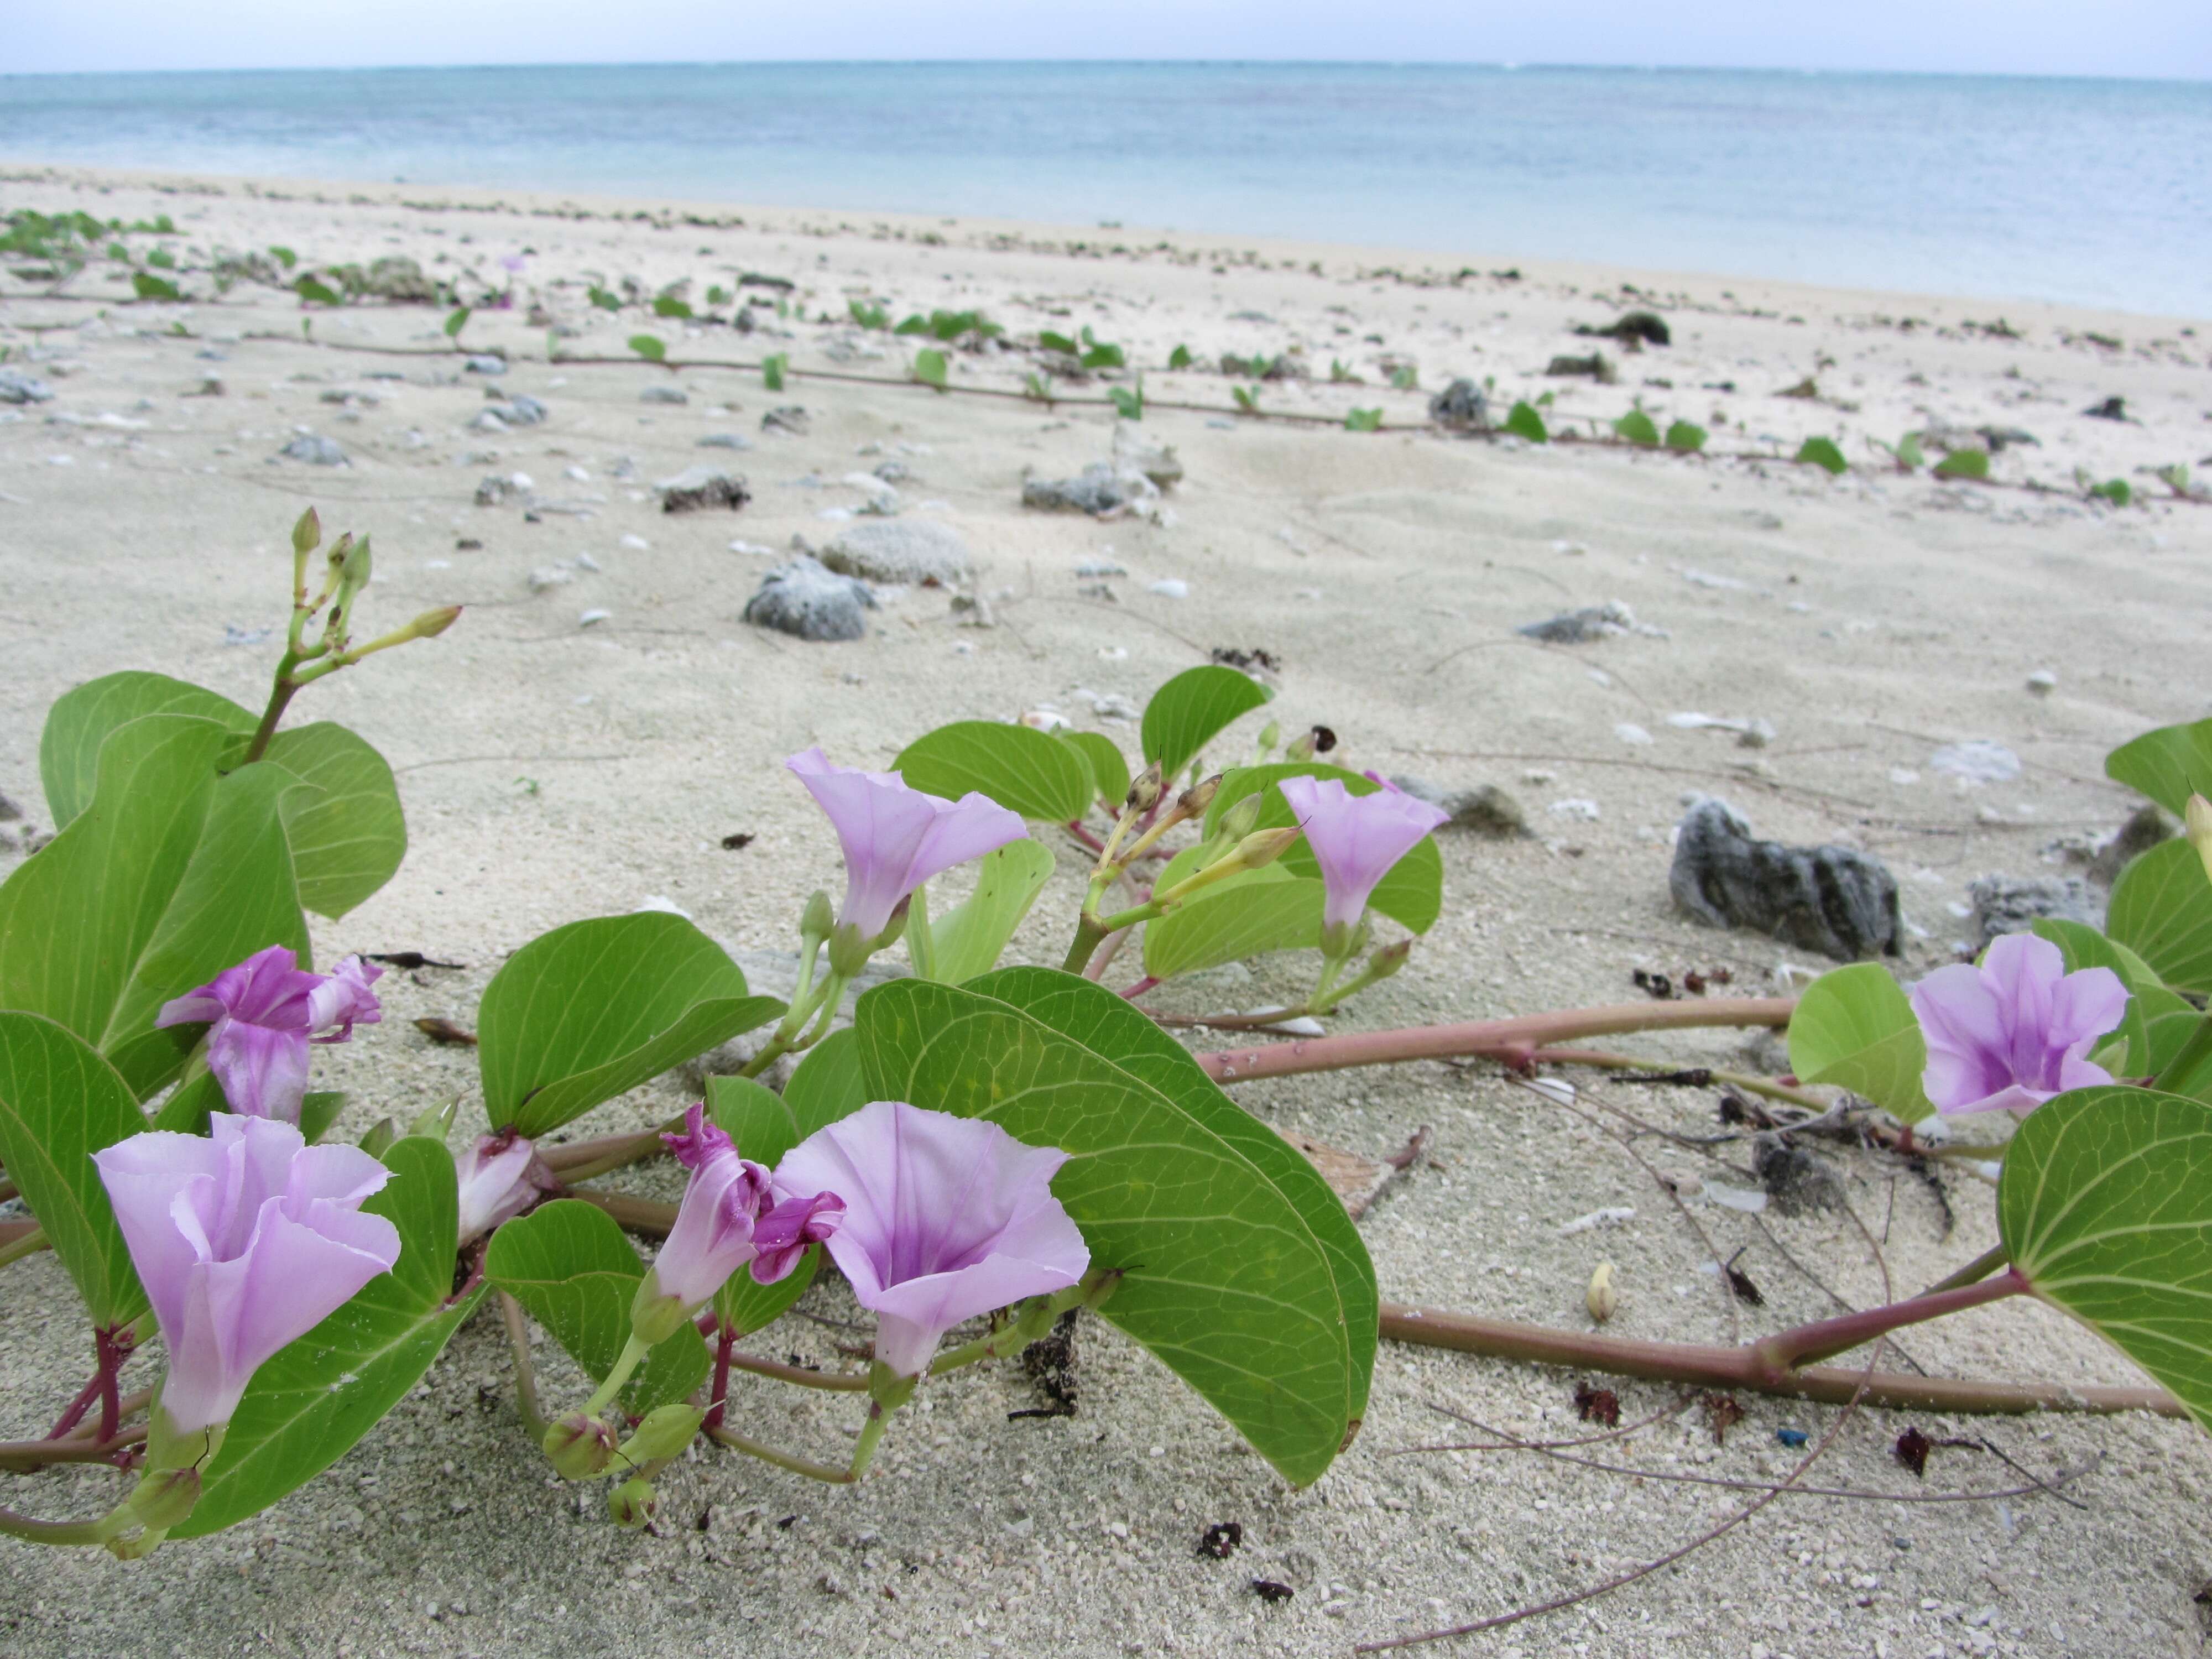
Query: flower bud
[[620, 1403, 703, 1464], [1366, 938, 1412, 980], [608, 1477, 658, 1530], [1285, 724, 1337, 763], [542, 1411, 618, 1479], [408, 604, 462, 640], [2189, 794, 2212, 887], [1177, 773, 1223, 820], [1215, 793, 1262, 844], [291, 505, 321, 555], [1126, 762, 1164, 814], [333, 533, 373, 602], [800, 889, 836, 947], [121, 1466, 202, 1535], [1255, 719, 1280, 755], [1232, 826, 1302, 872]]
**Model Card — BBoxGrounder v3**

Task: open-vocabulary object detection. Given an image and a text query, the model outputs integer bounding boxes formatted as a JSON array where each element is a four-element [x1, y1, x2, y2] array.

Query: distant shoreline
[[2, 62, 2203, 316]]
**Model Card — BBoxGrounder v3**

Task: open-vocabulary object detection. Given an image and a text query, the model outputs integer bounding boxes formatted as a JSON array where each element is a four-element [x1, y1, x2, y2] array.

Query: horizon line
[[4, 58, 2209, 87]]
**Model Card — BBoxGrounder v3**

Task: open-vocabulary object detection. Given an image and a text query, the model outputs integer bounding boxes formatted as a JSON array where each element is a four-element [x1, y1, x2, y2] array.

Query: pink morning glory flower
[[769, 1100, 1089, 1378], [453, 1130, 560, 1246], [632, 1107, 795, 1338], [1276, 774, 1448, 935], [786, 748, 1028, 943], [154, 946, 384, 1124], [92, 1114, 401, 1435], [1909, 932, 2129, 1116]]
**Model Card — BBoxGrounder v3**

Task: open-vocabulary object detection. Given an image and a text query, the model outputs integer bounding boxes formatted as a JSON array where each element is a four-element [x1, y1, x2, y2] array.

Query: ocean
[[1, 61, 2206, 317]]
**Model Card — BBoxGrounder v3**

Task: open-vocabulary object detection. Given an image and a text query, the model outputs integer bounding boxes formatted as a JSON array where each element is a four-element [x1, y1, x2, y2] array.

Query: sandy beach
[[3, 160, 2211, 1658]]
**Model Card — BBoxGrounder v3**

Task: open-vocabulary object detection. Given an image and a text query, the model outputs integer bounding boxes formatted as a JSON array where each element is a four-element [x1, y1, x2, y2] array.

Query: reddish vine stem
[[1194, 998, 1796, 1084], [1379, 1296, 2180, 1417]]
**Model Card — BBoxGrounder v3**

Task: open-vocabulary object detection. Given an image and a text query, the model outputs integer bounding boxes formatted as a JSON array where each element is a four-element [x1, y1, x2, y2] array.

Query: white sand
[[2, 161, 2210, 1657]]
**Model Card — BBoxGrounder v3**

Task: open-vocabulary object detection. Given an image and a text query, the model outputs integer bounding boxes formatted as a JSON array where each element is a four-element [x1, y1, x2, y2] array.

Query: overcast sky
[[6, 0, 2209, 81]]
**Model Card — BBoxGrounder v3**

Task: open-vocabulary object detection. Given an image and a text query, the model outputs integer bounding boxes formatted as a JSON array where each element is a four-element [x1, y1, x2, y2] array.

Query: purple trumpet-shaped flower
[[631, 1108, 784, 1334], [155, 946, 384, 1124], [92, 1114, 401, 1435], [1276, 775, 1449, 935], [786, 748, 1029, 944], [770, 1100, 1088, 1378], [1910, 932, 2129, 1117], [454, 1130, 560, 1245]]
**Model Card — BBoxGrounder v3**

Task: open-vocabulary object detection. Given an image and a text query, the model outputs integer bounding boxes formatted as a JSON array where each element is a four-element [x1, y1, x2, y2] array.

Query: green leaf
[[37, 672, 405, 922], [587, 283, 620, 312], [1613, 409, 1660, 446], [178, 1137, 482, 1536], [1999, 1085, 2212, 1435], [1201, 764, 1443, 934], [1141, 666, 1275, 781], [1390, 366, 1418, 391], [0, 1013, 152, 1327], [1232, 385, 1261, 415], [1061, 731, 1130, 808], [442, 305, 470, 339], [1168, 344, 1194, 370], [1344, 408, 1383, 432], [1897, 431, 1926, 469], [762, 352, 787, 392], [144, 248, 176, 270], [131, 272, 179, 301], [1795, 436, 1848, 475], [294, 275, 341, 306], [1109, 385, 1144, 420], [258, 721, 408, 920], [477, 914, 784, 1137], [300, 1090, 349, 1145], [0, 714, 311, 1098], [1785, 963, 1934, 1123], [627, 333, 666, 363], [780, 1026, 869, 1133], [1933, 448, 1990, 481], [1503, 400, 1548, 442], [1662, 419, 1705, 452], [2093, 478, 2132, 507], [706, 1073, 810, 1169], [268, 244, 297, 270], [2106, 716, 2212, 818], [2109, 839, 2212, 995], [893, 721, 1094, 822], [652, 294, 692, 319], [852, 299, 890, 330], [40, 670, 247, 828], [927, 840, 1058, 983], [1082, 345, 1126, 371], [853, 970, 1376, 1485], [1142, 860, 1324, 980], [912, 347, 950, 390], [715, 1243, 820, 1337], [484, 1199, 709, 1413]]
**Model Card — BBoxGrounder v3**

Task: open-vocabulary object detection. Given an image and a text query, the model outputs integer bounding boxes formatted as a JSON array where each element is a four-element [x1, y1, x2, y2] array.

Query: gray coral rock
[[0, 370, 57, 405], [654, 465, 750, 514], [1968, 874, 2098, 948], [2089, 802, 2176, 887], [1390, 775, 1529, 838], [742, 556, 875, 642], [1518, 601, 1636, 643], [819, 519, 972, 586], [1112, 425, 1184, 488], [1428, 378, 1489, 431], [640, 385, 688, 405], [1670, 797, 1900, 961], [1022, 463, 1155, 516], [274, 434, 348, 466]]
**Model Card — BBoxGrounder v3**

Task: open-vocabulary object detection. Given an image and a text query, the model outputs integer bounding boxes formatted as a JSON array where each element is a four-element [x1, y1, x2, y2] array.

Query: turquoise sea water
[[1, 62, 2206, 316]]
